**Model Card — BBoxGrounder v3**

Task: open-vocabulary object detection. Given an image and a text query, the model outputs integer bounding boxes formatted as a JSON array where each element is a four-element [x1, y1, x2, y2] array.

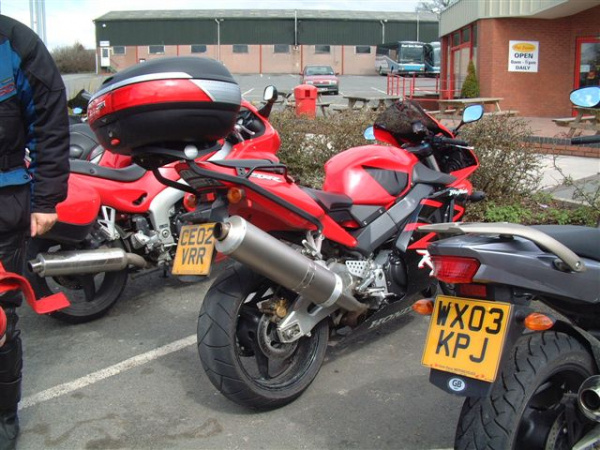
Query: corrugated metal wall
[[96, 17, 439, 47]]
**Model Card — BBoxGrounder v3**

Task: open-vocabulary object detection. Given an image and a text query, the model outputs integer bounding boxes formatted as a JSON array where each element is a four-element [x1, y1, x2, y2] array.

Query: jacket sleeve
[[16, 27, 69, 214]]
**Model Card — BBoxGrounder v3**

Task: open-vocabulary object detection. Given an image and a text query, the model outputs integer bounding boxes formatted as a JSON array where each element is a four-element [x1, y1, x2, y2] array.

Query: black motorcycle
[[416, 86, 600, 449]]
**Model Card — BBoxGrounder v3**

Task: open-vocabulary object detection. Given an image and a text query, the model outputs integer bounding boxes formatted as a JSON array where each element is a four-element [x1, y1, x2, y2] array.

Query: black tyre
[[455, 331, 596, 450], [26, 239, 128, 324], [197, 264, 329, 409]]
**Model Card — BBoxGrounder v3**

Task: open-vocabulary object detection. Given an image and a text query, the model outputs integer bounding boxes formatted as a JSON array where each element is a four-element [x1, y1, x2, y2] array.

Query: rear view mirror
[[263, 85, 278, 103], [363, 126, 375, 140], [570, 87, 600, 108], [462, 104, 484, 123]]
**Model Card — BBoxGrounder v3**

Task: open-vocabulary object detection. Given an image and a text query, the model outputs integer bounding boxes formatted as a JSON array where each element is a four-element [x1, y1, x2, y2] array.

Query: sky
[[1, 0, 422, 50]]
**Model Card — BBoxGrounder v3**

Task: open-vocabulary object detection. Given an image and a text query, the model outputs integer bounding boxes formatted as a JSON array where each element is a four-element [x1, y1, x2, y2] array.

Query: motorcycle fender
[[429, 368, 493, 397]]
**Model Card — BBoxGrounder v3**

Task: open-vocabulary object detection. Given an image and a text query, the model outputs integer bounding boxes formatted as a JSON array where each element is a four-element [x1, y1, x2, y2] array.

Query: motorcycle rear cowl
[[88, 57, 242, 154]]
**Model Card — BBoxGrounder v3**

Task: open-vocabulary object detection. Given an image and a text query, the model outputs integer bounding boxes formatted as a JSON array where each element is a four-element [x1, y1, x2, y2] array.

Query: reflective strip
[[191, 79, 241, 106]]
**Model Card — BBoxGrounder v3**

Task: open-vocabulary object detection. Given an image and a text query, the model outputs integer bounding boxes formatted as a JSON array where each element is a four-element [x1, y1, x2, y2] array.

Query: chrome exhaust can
[[28, 248, 148, 277], [214, 216, 366, 312], [578, 375, 600, 422]]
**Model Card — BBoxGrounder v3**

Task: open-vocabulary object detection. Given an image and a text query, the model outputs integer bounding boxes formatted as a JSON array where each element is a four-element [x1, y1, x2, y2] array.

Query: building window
[[462, 27, 470, 43], [355, 45, 371, 54], [274, 44, 290, 54], [233, 44, 249, 54], [452, 32, 460, 47], [315, 45, 330, 54], [472, 24, 478, 47], [149, 45, 164, 54], [191, 44, 207, 54], [113, 46, 125, 55]]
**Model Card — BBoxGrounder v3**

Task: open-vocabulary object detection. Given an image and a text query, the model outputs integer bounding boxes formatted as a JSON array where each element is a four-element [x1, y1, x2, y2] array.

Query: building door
[[575, 37, 599, 88]]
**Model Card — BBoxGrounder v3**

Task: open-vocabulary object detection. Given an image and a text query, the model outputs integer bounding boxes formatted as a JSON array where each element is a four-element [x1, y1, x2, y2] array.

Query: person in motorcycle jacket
[[0, 13, 69, 450]]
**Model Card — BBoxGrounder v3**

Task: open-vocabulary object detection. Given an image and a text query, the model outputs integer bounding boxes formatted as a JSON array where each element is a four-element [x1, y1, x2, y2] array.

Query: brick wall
[[477, 5, 600, 117]]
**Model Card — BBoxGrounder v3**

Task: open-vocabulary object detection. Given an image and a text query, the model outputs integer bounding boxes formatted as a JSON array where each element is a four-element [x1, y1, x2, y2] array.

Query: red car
[[300, 65, 339, 95]]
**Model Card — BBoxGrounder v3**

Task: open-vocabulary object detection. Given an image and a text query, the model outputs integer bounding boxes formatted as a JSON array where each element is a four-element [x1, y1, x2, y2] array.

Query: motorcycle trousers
[[0, 184, 30, 450]]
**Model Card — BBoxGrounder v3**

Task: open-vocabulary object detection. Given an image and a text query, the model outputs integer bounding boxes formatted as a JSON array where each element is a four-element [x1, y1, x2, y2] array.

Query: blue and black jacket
[[0, 14, 68, 213]]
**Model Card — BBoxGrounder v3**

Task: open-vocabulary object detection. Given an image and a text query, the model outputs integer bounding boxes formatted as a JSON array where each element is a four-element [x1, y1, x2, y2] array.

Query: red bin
[[294, 84, 318, 118]]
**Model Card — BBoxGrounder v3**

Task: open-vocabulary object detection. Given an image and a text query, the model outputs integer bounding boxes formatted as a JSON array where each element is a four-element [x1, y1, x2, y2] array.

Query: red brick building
[[439, 0, 599, 117]]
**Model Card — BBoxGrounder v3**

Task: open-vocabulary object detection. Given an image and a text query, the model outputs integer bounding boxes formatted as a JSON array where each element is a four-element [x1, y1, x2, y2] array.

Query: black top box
[[88, 57, 241, 154]]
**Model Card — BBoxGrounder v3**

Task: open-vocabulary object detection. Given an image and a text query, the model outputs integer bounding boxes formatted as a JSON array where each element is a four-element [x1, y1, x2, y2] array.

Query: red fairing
[[55, 177, 101, 225], [323, 145, 417, 206]]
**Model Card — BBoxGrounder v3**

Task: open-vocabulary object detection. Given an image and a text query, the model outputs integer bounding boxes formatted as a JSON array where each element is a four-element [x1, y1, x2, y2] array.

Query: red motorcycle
[[26, 57, 280, 324], [85, 57, 484, 408]]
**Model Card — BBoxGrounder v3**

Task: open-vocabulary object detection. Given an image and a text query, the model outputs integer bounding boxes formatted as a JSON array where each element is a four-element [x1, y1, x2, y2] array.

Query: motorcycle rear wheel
[[455, 331, 595, 450], [197, 263, 329, 409], [26, 239, 128, 324]]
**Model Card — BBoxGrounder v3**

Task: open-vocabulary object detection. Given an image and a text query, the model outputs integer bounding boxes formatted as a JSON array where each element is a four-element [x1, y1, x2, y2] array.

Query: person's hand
[[30, 212, 58, 237]]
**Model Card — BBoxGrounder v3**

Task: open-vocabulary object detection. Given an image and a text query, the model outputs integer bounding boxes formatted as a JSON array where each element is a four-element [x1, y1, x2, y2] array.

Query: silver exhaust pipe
[[28, 248, 149, 277], [214, 216, 367, 313], [578, 375, 600, 422]]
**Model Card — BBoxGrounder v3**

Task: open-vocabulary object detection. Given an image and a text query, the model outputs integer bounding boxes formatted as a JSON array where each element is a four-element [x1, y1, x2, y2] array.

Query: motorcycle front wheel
[[26, 239, 128, 324], [197, 263, 329, 409], [455, 331, 596, 450]]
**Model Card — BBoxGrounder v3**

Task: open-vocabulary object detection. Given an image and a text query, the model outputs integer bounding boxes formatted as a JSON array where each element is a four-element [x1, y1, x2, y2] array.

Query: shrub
[[52, 42, 95, 74], [270, 109, 378, 187], [460, 60, 480, 98], [458, 115, 542, 200]]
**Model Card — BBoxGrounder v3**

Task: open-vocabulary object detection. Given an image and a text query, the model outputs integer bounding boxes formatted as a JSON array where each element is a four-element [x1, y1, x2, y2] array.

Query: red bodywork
[[54, 100, 280, 230]]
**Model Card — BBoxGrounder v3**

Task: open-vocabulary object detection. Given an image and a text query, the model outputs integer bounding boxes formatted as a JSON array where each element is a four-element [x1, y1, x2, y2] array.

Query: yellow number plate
[[172, 223, 216, 276], [422, 295, 512, 382]]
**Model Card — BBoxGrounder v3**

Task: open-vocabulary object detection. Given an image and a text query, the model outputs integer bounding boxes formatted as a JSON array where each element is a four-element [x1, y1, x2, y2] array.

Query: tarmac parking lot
[[18, 261, 462, 449]]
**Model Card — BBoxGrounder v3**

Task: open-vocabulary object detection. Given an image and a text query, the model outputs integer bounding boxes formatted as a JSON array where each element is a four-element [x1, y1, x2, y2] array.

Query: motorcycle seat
[[70, 160, 147, 182], [412, 163, 457, 186], [533, 225, 600, 262], [301, 187, 353, 212]]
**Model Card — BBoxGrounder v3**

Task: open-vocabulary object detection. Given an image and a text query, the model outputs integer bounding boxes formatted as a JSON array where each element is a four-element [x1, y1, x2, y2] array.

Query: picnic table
[[552, 106, 600, 138], [434, 97, 518, 120], [342, 94, 401, 111]]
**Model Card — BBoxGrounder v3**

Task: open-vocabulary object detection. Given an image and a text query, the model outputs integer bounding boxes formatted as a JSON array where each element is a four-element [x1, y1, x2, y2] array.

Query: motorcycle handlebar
[[571, 135, 600, 145], [433, 136, 469, 147]]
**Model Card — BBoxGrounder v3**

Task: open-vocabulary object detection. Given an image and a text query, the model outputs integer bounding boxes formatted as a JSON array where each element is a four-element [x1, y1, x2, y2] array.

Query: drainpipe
[[215, 18, 221, 62], [294, 10, 298, 46], [380, 20, 386, 44], [416, 11, 420, 41]]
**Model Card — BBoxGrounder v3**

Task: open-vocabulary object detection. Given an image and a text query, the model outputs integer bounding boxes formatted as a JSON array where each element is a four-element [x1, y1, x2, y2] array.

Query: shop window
[[191, 45, 207, 54], [149, 45, 164, 54], [274, 44, 290, 54], [355, 46, 371, 54], [113, 46, 125, 55], [315, 45, 330, 54], [462, 28, 470, 43], [233, 44, 249, 54], [452, 32, 460, 47]]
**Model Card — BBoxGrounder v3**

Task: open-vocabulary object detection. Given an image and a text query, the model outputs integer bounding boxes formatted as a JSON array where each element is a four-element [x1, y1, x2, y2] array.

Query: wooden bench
[[552, 115, 595, 127], [483, 110, 519, 117]]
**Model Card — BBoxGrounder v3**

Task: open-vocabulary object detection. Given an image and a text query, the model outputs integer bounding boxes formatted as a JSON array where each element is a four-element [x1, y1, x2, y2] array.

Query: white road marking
[[371, 86, 387, 94], [20, 335, 196, 410], [242, 88, 255, 96]]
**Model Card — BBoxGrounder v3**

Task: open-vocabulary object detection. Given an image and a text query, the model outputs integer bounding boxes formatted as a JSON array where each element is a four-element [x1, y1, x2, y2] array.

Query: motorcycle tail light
[[524, 312, 555, 331], [88, 79, 212, 123], [431, 255, 480, 284]]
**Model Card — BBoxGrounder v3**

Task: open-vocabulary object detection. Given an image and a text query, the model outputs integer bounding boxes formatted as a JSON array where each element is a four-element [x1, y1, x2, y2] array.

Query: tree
[[461, 59, 480, 98], [416, 0, 458, 17], [51, 42, 95, 74]]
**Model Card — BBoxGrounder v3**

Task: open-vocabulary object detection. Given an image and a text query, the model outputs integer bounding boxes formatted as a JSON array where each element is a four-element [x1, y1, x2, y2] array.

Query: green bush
[[270, 109, 378, 187], [460, 60, 480, 98], [52, 42, 95, 74]]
